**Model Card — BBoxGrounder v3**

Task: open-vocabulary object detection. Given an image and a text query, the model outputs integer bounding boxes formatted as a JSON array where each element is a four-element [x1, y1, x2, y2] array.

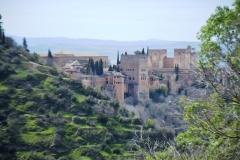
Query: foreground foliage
[[149, 0, 240, 159]]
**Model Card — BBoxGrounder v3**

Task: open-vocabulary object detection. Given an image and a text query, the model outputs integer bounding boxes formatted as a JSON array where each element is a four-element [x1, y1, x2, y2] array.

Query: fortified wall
[[39, 50, 108, 68], [148, 46, 196, 70]]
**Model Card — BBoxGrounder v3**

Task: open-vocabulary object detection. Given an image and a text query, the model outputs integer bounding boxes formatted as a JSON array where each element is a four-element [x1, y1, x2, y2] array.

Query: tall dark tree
[[90, 58, 95, 74], [117, 51, 120, 65], [99, 59, 103, 75], [95, 61, 99, 75], [47, 49, 53, 66], [23, 37, 28, 50], [147, 46, 149, 55], [125, 52, 128, 55], [108, 65, 113, 71], [142, 48, 145, 55], [113, 64, 117, 71], [48, 49, 52, 58], [116, 66, 120, 72]]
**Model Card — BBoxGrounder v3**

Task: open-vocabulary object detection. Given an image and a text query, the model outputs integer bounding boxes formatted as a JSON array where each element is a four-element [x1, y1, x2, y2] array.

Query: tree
[[142, 48, 145, 55], [174, 64, 179, 81], [112, 64, 117, 71], [147, 46, 149, 55], [171, 1, 240, 159], [94, 61, 99, 75], [108, 65, 113, 71], [125, 52, 127, 55], [116, 66, 120, 72], [99, 59, 103, 75], [90, 58, 95, 74], [134, 50, 141, 55], [23, 37, 29, 52], [86, 58, 91, 75], [48, 49, 52, 58], [47, 49, 53, 66], [117, 51, 120, 65]]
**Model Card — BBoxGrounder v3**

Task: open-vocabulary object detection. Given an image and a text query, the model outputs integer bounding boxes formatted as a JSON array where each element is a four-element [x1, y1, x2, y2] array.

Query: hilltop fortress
[[40, 46, 196, 102]]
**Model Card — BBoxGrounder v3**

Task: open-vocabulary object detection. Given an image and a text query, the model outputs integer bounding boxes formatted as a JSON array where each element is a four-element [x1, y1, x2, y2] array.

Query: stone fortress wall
[[40, 50, 108, 68]]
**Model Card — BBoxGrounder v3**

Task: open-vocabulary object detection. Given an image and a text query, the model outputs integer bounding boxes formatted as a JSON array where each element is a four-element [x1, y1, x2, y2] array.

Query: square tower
[[120, 54, 149, 101]]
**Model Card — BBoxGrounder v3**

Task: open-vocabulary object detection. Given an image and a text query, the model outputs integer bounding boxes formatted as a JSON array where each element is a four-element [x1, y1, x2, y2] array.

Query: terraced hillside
[[0, 39, 173, 160]]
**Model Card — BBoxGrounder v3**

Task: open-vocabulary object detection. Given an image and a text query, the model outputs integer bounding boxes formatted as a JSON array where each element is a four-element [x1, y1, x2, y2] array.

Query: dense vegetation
[[146, 1, 240, 159]]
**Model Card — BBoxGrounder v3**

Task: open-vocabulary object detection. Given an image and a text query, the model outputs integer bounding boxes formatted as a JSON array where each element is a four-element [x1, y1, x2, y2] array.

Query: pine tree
[[147, 46, 149, 55]]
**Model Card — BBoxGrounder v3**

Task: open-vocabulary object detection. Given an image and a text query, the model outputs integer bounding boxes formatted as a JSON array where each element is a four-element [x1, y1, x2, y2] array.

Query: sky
[[0, 0, 234, 41]]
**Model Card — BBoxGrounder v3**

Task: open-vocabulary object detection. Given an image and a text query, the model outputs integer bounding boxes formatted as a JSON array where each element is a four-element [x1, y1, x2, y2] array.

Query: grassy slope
[[0, 42, 146, 160], [0, 40, 174, 160]]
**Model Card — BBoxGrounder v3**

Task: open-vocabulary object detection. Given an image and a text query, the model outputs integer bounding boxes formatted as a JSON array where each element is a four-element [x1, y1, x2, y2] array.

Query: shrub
[[132, 117, 142, 125], [97, 114, 108, 124], [146, 118, 154, 128], [81, 148, 103, 159], [72, 116, 81, 124], [112, 147, 122, 154]]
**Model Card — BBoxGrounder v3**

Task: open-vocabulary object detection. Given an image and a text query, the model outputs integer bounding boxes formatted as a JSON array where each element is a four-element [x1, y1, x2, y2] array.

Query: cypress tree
[[99, 59, 103, 75], [147, 46, 149, 55], [116, 66, 120, 72], [23, 37, 28, 50], [108, 65, 113, 71], [48, 49, 52, 58], [47, 49, 53, 66], [142, 48, 145, 55], [117, 51, 120, 65], [90, 58, 95, 74], [95, 61, 99, 75], [125, 52, 127, 55], [113, 64, 116, 71]]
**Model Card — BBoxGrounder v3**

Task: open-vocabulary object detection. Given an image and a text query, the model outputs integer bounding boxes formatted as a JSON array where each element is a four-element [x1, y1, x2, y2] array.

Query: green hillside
[[0, 37, 173, 159]]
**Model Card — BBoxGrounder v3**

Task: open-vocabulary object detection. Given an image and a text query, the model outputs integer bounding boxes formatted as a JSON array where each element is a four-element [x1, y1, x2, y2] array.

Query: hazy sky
[[0, 0, 234, 41]]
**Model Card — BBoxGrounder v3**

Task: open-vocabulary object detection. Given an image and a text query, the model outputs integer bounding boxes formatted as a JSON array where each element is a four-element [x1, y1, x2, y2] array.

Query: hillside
[[0, 37, 174, 159]]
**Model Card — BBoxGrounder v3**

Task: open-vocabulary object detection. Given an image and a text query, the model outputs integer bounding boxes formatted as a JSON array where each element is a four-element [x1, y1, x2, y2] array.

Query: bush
[[72, 116, 81, 124], [132, 117, 142, 125], [112, 147, 122, 154], [97, 114, 108, 124], [81, 148, 103, 159]]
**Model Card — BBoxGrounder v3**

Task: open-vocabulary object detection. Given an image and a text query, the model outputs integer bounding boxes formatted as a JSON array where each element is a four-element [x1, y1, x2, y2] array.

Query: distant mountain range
[[9, 35, 201, 64]]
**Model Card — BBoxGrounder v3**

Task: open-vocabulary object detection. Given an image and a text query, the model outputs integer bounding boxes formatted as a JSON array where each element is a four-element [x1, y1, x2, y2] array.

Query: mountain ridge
[[8, 35, 201, 64]]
